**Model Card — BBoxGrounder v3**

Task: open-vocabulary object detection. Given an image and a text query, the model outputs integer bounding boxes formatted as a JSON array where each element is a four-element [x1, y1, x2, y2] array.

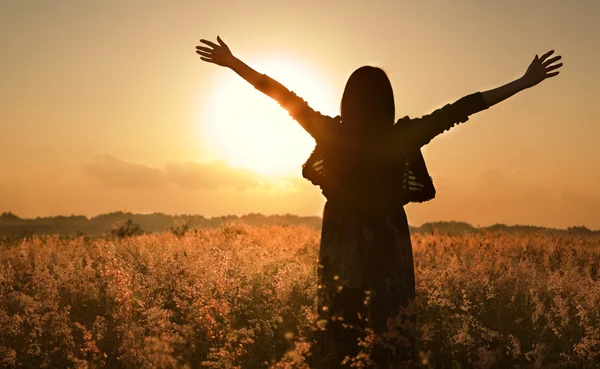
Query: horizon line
[[1, 210, 597, 232]]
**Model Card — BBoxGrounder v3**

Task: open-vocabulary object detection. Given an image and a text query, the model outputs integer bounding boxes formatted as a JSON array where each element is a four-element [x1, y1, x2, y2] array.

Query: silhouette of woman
[[196, 37, 562, 368]]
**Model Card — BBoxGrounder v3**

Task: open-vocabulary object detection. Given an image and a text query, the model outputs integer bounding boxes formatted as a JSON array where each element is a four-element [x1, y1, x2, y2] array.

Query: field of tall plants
[[1, 223, 599, 368]]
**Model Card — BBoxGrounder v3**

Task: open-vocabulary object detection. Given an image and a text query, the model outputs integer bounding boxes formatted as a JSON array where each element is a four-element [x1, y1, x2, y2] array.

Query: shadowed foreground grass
[[1, 223, 599, 368]]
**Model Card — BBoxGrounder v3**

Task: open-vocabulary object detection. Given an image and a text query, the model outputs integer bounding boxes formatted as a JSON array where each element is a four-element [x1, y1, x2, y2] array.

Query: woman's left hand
[[521, 50, 563, 89], [196, 36, 236, 68]]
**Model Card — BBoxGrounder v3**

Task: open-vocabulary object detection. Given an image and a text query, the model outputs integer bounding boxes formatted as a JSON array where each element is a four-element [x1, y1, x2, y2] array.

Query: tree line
[[1, 211, 598, 238]]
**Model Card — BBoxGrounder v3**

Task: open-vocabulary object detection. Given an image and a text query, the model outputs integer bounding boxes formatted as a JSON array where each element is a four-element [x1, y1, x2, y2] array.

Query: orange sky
[[1, 1, 599, 228]]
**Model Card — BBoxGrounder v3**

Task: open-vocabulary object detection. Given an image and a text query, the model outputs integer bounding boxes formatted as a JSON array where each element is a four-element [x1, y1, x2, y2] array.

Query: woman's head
[[340, 66, 395, 134]]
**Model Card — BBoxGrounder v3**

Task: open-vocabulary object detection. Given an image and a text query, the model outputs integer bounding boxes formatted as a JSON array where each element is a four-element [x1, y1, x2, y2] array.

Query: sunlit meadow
[[1, 223, 600, 368]]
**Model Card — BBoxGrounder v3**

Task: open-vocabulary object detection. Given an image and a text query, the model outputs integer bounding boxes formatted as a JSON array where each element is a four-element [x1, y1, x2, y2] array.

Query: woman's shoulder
[[324, 114, 342, 131], [395, 115, 411, 124], [309, 114, 342, 144]]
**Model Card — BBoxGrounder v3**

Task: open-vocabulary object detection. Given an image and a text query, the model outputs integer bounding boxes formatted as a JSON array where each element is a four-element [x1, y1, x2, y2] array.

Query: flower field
[[1, 223, 599, 368]]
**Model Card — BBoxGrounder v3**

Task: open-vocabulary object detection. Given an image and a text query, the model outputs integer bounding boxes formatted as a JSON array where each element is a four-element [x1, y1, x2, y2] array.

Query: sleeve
[[253, 73, 336, 141], [384, 92, 489, 157]]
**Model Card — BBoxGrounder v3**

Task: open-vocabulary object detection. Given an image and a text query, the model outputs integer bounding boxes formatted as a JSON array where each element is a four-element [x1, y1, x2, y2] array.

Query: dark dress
[[253, 74, 489, 368]]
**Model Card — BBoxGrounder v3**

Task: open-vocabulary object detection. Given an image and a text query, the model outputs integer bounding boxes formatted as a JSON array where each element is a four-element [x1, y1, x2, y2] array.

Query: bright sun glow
[[202, 57, 337, 176]]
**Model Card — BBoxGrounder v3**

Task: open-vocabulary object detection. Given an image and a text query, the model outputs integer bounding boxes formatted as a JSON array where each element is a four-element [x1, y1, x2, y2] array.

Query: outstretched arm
[[481, 50, 562, 107], [195, 36, 334, 140], [381, 50, 564, 158]]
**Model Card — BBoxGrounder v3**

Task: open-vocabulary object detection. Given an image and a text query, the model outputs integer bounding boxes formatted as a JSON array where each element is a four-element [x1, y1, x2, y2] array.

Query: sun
[[202, 57, 337, 176]]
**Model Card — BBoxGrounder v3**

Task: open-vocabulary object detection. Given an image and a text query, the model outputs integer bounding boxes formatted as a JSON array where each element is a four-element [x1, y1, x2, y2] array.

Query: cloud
[[164, 160, 260, 191], [27, 158, 596, 228], [83, 154, 167, 189], [84, 154, 264, 191]]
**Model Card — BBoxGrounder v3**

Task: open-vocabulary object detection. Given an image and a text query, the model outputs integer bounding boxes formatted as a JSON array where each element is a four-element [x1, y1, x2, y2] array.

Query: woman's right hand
[[196, 36, 237, 68], [520, 50, 562, 89]]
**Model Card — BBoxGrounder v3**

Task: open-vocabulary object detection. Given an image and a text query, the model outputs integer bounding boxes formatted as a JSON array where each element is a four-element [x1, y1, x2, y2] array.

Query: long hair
[[340, 66, 396, 135], [308, 66, 399, 203], [333, 66, 398, 174]]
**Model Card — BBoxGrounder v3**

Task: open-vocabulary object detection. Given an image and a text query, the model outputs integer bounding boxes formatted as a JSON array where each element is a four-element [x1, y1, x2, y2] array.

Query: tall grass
[[1, 223, 599, 368]]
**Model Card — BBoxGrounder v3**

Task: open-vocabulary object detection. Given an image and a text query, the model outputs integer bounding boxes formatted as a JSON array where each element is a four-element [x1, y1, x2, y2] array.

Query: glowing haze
[[1, 1, 599, 229]]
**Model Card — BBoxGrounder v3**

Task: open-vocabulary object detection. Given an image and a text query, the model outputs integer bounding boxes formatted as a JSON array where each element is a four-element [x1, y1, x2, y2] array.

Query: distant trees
[[1, 212, 20, 220], [110, 219, 145, 238], [417, 221, 477, 235], [169, 221, 192, 237], [2, 210, 600, 238], [567, 225, 594, 235]]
